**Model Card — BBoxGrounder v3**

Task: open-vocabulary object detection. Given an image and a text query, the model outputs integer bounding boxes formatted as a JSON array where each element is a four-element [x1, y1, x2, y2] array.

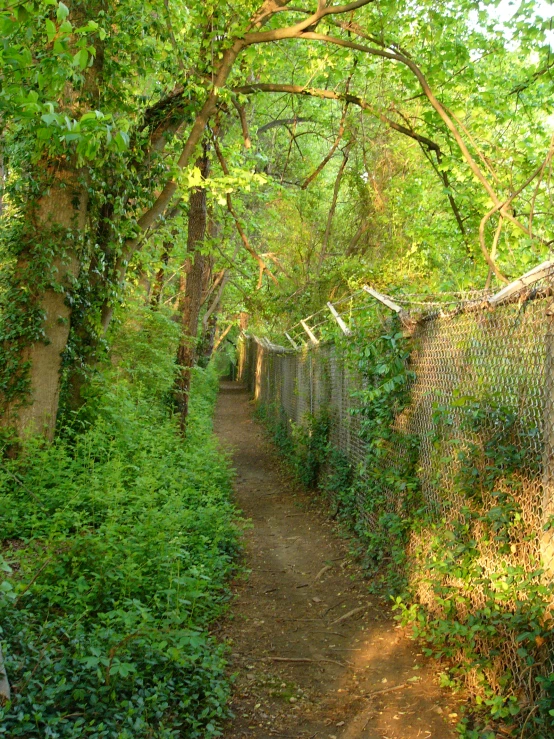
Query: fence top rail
[[242, 334, 292, 353], [488, 259, 554, 306], [273, 258, 554, 347]]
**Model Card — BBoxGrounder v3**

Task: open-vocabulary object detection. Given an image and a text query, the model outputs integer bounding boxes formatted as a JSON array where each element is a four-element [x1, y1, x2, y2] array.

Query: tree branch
[[301, 102, 349, 189], [243, 0, 376, 44], [234, 83, 442, 153], [344, 219, 370, 256], [511, 58, 554, 94], [319, 143, 351, 273], [213, 321, 235, 352], [213, 138, 278, 288], [478, 159, 550, 284], [257, 116, 312, 133], [231, 93, 251, 148]]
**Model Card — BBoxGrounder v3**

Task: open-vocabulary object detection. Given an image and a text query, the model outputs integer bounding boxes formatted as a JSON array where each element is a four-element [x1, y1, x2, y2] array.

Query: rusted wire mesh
[[238, 274, 554, 710]]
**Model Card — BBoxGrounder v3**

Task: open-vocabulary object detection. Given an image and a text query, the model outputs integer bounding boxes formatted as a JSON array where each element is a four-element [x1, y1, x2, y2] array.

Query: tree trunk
[[151, 248, 171, 308], [1, 1, 102, 437], [61, 199, 117, 415], [198, 313, 218, 368], [175, 153, 210, 433], [0, 163, 88, 440]]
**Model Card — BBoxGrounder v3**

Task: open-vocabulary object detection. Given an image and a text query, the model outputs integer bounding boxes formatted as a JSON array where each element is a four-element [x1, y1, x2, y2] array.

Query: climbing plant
[[393, 391, 552, 737]]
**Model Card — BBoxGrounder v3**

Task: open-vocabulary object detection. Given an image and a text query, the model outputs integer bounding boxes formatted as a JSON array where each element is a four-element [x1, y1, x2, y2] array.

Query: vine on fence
[[394, 392, 553, 737], [255, 403, 330, 489], [343, 319, 421, 592], [250, 311, 554, 737]]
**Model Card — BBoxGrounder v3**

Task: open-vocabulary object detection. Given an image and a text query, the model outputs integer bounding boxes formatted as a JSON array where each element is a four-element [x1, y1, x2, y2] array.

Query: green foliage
[[256, 403, 330, 489], [393, 391, 552, 736], [109, 305, 182, 400], [5, 0, 554, 729], [340, 319, 420, 593], [0, 316, 239, 737], [321, 449, 354, 518]]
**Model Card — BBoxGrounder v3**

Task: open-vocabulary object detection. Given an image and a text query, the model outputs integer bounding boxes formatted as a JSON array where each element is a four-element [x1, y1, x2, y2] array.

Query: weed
[[0, 309, 238, 738]]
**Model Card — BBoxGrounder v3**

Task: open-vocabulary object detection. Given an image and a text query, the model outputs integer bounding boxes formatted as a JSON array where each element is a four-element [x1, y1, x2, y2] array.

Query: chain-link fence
[[238, 268, 554, 718]]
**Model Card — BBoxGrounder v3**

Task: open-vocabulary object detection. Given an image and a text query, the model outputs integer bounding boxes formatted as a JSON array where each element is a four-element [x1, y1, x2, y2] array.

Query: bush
[[0, 309, 239, 738]]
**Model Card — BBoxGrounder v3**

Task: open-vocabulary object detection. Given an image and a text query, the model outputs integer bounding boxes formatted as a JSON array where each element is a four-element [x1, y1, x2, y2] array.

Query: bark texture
[[1, 164, 88, 439], [175, 154, 210, 433]]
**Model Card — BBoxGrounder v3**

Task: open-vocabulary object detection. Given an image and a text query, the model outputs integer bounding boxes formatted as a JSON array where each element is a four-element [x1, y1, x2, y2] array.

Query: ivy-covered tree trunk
[[0, 163, 88, 440], [62, 225, 114, 415], [175, 154, 210, 433], [198, 313, 218, 368]]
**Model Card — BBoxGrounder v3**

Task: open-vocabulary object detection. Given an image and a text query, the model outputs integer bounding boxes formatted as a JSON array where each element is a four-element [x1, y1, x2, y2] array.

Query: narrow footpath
[[214, 382, 458, 739]]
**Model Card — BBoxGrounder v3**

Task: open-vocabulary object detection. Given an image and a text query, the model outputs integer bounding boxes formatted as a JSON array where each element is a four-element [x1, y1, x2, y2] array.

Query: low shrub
[[0, 309, 239, 738]]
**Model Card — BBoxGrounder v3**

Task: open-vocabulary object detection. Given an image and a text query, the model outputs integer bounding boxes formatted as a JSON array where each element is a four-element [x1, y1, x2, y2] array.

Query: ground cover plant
[[0, 309, 239, 738]]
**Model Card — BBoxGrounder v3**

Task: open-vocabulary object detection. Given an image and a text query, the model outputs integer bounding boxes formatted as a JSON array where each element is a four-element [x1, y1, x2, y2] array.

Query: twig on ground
[[251, 569, 287, 573], [312, 564, 332, 583], [312, 630, 348, 637], [364, 682, 409, 698], [341, 684, 411, 738], [268, 656, 346, 667], [330, 606, 365, 626], [322, 599, 346, 617]]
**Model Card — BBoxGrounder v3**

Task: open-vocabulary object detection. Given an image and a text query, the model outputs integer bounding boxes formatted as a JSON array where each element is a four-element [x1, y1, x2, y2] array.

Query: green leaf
[[113, 131, 129, 151], [73, 48, 89, 69], [45, 19, 56, 42], [56, 1, 69, 21]]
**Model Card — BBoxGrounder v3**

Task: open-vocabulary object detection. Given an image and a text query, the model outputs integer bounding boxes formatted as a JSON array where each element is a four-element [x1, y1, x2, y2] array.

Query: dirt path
[[215, 382, 458, 739]]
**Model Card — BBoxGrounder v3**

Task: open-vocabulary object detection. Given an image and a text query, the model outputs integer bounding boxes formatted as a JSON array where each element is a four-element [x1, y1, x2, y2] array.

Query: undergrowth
[[250, 318, 554, 738], [393, 392, 554, 738], [0, 308, 238, 738], [255, 402, 330, 490], [256, 323, 419, 596]]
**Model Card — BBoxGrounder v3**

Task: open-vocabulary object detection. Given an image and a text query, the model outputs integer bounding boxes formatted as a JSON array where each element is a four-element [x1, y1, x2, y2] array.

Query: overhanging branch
[[233, 83, 442, 154]]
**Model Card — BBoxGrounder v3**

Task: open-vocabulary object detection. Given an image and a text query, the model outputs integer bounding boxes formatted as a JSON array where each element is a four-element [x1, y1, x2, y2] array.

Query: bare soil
[[214, 382, 459, 739]]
